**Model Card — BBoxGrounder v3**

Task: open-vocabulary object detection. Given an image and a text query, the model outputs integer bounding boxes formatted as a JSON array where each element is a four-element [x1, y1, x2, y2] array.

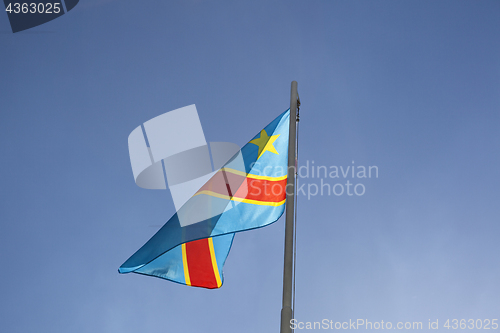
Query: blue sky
[[1, 1, 499, 332]]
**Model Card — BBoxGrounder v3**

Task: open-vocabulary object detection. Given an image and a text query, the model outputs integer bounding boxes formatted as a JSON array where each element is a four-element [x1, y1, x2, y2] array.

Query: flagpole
[[280, 81, 298, 333]]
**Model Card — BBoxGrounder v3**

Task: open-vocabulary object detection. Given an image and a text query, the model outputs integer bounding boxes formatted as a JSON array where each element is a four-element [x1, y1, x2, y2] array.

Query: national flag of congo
[[119, 109, 290, 288]]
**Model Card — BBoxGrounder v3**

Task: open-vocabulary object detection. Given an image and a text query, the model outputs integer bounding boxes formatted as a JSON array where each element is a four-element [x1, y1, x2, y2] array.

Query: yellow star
[[249, 129, 280, 160]]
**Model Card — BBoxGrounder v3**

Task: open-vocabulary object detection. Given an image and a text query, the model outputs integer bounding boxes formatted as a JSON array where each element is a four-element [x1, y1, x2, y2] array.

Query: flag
[[119, 109, 290, 288]]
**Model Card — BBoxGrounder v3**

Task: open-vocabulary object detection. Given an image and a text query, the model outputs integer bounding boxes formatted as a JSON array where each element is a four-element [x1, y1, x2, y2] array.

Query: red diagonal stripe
[[234, 177, 287, 202], [197, 170, 287, 203]]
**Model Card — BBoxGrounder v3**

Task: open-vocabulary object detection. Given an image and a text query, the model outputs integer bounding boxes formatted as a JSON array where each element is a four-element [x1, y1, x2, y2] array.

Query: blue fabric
[[119, 109, 290, 276]]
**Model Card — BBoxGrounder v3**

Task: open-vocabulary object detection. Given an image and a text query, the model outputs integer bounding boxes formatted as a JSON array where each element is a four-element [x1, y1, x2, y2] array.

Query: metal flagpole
[[280, 81, 298, 333]]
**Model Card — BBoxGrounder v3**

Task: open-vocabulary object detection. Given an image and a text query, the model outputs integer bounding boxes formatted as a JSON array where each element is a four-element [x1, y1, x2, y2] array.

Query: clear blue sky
[[1, 1, 499, 332]]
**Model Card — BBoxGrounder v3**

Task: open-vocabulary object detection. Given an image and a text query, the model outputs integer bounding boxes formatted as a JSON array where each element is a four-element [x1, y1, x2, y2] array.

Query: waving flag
[[119, 109, 290, 288]]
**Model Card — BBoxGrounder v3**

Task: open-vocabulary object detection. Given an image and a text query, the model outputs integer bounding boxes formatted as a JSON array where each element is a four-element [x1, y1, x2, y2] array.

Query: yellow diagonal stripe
[[195, 190, 286, 206], [207, 237, 222, 288], [220, 167, 287, 181], [181, 243, 191, 286]]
